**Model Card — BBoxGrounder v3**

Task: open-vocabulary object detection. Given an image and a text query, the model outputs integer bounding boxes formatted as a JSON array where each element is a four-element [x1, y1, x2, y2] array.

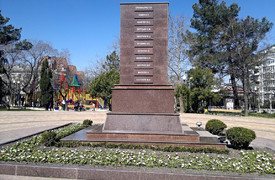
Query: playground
[[54, 73, 107, 111]]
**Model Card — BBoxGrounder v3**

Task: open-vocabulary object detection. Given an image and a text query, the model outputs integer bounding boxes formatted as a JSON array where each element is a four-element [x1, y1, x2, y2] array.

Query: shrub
[[226, 127, 256, 149], [41, 131, 57, 146], [83, 119, 93, 126], [205, 119, 227, 135]]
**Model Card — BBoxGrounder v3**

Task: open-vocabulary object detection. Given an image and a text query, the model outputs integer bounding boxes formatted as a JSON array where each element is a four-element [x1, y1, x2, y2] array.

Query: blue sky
[[1, 0, 274, 72]]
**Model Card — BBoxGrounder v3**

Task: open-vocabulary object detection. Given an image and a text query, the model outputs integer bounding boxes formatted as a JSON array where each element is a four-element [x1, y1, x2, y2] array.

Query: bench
[[208, 108, 242, 115]]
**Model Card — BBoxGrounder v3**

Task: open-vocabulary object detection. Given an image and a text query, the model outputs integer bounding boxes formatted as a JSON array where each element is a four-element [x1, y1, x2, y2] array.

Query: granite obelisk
[[102, 2, 182, 134]]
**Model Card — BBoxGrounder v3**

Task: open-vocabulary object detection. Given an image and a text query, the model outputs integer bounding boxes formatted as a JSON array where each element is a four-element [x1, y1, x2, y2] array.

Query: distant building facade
[[253, 45, 275, 108], [2, 56, 84, 107], [42, 56, 84, 86]]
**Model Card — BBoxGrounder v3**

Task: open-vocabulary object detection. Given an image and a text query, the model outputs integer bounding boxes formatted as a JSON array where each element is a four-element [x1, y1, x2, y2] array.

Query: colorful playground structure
[[55, 73, 106, 110]]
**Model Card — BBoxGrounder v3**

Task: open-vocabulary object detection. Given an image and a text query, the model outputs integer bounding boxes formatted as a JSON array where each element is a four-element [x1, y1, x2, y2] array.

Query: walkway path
[[180, 113, 275, 150], [0, 110, 106, 145], [0, 111, 274, 150]]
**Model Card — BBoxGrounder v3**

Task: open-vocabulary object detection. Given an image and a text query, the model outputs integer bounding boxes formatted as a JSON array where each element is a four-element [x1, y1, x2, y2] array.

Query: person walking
[[62, 99, 66, 111]]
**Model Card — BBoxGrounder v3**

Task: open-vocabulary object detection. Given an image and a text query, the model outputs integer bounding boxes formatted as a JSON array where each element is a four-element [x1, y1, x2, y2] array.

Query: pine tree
[[40, 60, 53, 109], [189, 0, 273, 115], [102, 51, 120, 72]]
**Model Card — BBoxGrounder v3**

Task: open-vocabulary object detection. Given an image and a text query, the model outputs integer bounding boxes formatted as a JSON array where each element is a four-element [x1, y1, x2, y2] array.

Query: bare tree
[[59, 48, 72, 65], [3, 40, 57, 106], [109, 36, 120, 57], [168, 14, 191, 113], [1, 43, 21, 106]]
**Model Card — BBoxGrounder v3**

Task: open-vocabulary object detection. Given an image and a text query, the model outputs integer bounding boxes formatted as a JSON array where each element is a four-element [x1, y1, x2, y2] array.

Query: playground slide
[[97, 99, 104, 109]]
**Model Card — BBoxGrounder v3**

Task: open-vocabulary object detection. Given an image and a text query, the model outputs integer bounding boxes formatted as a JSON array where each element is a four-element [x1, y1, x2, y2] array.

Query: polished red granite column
[[103, 2, 182, 134]]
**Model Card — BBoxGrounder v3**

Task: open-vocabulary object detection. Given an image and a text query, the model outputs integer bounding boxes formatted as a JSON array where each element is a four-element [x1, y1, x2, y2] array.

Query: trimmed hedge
[[57, 141, 230, 154], [83, 119, 93, 126], [41, 131, 57, 147], [205, 119, 227, 135], [226, 127, 256, 149]]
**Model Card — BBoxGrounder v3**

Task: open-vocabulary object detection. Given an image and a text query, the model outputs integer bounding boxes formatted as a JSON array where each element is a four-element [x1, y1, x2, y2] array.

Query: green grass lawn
[[205, 111, 275, 118], [248, 112, 275, 118]]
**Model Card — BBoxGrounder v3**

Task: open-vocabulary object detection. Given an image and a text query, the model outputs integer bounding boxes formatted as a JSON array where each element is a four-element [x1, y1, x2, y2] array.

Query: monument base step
[[86, 131, 200, 143], [103, 113, 183, 133], [61, 124, 226, 149]]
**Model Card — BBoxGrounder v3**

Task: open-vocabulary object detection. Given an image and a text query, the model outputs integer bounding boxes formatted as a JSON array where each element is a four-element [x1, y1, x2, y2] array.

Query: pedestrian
[[62, 99, 65, 111], [49, 103, 52, 111]]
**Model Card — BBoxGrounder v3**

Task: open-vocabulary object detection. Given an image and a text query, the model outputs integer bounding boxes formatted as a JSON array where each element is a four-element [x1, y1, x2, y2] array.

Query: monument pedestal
[[103, 113, 182, 133], [102, 85, 182, 133]]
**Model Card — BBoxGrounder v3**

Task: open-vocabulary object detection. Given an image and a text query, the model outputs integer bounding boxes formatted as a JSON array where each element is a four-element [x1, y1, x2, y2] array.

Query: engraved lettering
[[136, 56, 151, 60], [137, 42, 150, 46], [138, 13, 150, 17], [136, 78, 151, 81], [137, 49, 149, 53], [136, 27, 151, 31], [138, 71, 149, 74], [134, 77, 153, 83], [137, 64, 151, 67], [136, 35, 152, 38], [135, 6, 153, 10], [137, 20, 150, 24]]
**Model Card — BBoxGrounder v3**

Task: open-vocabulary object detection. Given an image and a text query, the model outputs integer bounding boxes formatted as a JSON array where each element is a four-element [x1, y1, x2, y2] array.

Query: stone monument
[[102, 2, 182, 134], [83, 2, 223, 149]]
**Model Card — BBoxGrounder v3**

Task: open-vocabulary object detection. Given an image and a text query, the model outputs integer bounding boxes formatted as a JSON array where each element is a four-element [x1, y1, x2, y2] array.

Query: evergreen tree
[[189, 0, 241, 107], [0, 11, 32, 108], [0, 11, 21, 107], [189, 0, 273, 115], [188, 67, 220, 113], [40, 60, 53, 109], [228, 16, 273, 116], [102, 51, 120, 72], [88, 69, 119, 110]]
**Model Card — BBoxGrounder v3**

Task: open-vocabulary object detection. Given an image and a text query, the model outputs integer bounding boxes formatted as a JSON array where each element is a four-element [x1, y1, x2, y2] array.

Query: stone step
[[61, 124, 226, 149], [86, 131, 200, 143]]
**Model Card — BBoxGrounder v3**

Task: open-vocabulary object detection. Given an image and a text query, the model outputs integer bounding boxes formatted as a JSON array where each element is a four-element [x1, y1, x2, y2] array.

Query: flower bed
[[0, 124, 274, 175]]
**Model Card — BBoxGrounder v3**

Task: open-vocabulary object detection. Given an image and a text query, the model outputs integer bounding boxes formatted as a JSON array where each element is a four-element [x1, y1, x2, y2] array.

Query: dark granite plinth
[[103, 113, 182, 133], [111, 85, 174, 114], [120, 3, 168, 85], [86, 131, 199, 142]]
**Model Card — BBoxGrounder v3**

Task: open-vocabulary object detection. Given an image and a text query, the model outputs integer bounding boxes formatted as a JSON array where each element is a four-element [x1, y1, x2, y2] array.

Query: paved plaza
[[0, 110, 274, 150]]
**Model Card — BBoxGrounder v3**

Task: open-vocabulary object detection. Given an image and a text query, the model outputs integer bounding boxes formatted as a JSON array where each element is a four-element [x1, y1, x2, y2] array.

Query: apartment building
[[254, 45, 275, 106]]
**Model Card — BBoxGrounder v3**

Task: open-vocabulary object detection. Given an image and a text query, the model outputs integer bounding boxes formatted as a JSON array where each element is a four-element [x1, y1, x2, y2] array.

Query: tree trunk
[[243, 66, 249, 116], [7, 94, 12, 109], [230, 75, 239, 108], [179, 96, 184, 113], [269, 94, 272, 114], [243, 90, 248, 116], [228, 57, 239, 109]]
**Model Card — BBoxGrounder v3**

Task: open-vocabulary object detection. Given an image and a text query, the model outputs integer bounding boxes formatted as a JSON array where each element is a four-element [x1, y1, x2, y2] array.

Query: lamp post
[[182, 74, 187, 84], [17, 81, 21, 107], [12, 80, 15, 106], [268, 91, 274, 114]]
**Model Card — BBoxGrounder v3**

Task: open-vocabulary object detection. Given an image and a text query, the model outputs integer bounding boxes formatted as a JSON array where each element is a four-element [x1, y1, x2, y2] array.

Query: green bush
[[83, 119, 93, 126], [41, 131, 57, 146], [226, 127, 256, 149], [205, 119, 227, 135]]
